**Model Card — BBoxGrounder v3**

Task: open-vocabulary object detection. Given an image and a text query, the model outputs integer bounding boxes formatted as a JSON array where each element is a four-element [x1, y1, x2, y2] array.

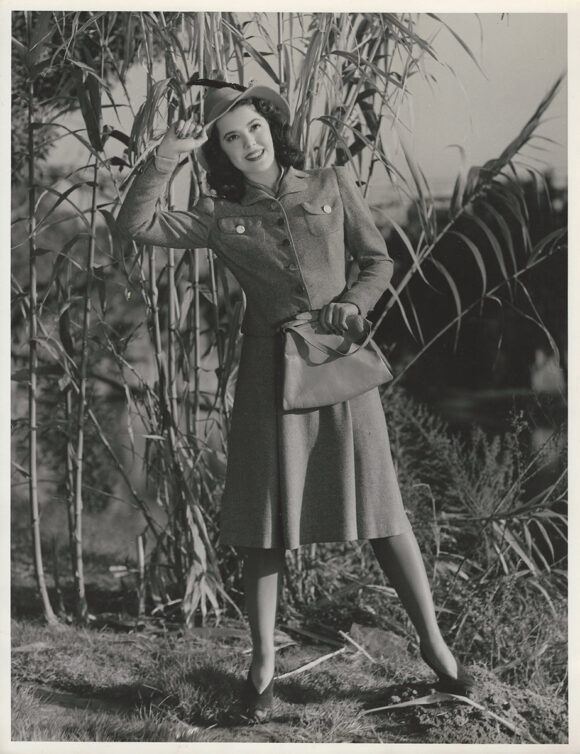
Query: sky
[[407, 13, 567, 192], [46, 12, 567, 197]]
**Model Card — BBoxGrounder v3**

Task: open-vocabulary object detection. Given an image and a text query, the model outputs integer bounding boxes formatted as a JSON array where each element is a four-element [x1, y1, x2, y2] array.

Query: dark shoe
[[240, 670, 275, 723], [420, 645, 474, 696]]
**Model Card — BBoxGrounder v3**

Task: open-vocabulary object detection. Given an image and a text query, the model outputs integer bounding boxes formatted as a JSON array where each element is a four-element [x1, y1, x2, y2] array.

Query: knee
[[238, 545, 286, 562]]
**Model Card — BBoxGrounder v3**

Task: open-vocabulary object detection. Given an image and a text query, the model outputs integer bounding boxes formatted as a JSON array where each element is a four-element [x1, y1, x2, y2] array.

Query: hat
[[203, 83, 290, 135]]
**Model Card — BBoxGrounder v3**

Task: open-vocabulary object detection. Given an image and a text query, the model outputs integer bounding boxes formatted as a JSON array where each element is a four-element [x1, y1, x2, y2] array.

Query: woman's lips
[[245, 148, 264, 161]]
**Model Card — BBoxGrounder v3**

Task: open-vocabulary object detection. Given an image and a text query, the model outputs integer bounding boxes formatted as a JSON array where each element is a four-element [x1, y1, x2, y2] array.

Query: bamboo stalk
[[166, 169, 179, 421], [70, 158, 99, 624], [64, 386, 77, 583], [137, 534, 146, 617], [191, 252, 201, 440], [26, 51, 57, 626], [51, 536, 65, 616], [277, 13, 284, 96]]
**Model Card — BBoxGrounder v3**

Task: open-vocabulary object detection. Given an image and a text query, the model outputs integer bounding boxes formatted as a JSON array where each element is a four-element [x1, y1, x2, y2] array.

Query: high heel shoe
[[240, 670, 275, 723], [419, 645, 475, 696]]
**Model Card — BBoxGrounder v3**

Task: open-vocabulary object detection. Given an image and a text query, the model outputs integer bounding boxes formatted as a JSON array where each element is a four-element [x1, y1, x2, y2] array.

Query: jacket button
[[270, 201, 278, 210], [286, 263, 298, 271], [323, 204, 332, 214], [235, 224, 245, 234], [281, 238, 290, 246]]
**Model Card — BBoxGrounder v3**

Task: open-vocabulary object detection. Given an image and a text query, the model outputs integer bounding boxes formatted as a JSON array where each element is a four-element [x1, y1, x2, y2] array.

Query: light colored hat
[[198, 83, 290, 171], [203, 83, 290, 135]]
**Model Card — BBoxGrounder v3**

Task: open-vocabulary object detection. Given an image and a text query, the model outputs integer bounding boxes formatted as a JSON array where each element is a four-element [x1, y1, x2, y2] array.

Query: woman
[[117, 82, 473, 722]]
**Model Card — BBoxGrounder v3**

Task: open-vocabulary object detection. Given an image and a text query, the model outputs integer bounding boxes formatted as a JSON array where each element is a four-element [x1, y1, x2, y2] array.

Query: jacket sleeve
[[333, 165, 394, 317], [116, 153, 213, 249]]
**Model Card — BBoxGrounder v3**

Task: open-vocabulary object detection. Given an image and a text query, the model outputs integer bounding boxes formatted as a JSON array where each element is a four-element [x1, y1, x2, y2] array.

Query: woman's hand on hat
[[319, 302, 361, 334], [157, 119, 208, 160]]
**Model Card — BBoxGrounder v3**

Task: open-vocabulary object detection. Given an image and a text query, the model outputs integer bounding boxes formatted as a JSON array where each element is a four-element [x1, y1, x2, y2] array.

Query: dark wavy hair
[[201, 97, 304, 202]]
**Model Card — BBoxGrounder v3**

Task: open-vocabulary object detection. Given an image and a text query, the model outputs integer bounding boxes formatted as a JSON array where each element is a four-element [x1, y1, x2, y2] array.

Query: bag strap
[[283, 318, 374, 357]]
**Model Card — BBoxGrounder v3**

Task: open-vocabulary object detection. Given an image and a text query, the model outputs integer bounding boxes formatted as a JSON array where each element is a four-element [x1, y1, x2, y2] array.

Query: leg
[[241, 546, 285, 692], [370, 531, 458, 678]]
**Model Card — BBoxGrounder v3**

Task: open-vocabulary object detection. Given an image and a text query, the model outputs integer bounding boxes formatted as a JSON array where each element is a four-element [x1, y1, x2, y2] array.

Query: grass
[[11, 608, 567, 744]]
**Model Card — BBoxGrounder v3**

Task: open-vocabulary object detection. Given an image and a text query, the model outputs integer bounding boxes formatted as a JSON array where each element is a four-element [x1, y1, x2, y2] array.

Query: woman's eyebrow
[[222, 118, 261, 139]]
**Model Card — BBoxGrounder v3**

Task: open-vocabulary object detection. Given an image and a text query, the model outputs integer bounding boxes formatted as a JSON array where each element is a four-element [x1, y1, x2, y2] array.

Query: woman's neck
[[245, 162, 283, 194]]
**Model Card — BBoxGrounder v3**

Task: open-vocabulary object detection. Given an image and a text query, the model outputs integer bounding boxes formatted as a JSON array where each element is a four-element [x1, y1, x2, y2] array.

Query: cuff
[[338, 291, 368, 318], [154, 150, 179, 173]]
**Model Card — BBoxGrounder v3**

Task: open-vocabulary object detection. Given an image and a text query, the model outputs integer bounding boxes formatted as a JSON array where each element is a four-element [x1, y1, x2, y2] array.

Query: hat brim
[[197, 85, 291, 171], [206, 85, 291, 132]]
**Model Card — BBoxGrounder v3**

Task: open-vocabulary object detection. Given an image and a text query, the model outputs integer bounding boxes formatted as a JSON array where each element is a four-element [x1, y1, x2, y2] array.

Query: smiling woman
[[116, 80, 475, 724]]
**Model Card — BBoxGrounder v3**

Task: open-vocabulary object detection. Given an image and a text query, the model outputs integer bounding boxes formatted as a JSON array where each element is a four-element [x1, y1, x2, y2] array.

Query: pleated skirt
[[219, 334, 411, 550]]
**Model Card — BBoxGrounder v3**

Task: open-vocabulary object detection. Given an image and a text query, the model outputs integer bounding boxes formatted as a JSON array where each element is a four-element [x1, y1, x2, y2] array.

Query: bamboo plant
[[10, 11, 566, 626]]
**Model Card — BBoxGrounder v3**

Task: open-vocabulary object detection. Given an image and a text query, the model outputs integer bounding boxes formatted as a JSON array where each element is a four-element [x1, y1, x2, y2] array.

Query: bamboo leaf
[[222, 20, 280, 85], [385, 282, 419, 342], [480, 201, 518, 274], [72, 69, 103, 152], [429, 258, 462, 351], [385, 216, 434, 290], [383, 14, 437, 59], [427, 14, 486, 76], [529, 227, 567, 264], [448, 231, 487, 299], [465, 212, 510, 281], [36, 181, 96, 228], [493, 521, 537, 574]]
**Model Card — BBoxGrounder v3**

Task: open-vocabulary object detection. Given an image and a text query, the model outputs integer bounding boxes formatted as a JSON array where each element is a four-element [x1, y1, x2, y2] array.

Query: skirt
[[219, 334, 411, 550]]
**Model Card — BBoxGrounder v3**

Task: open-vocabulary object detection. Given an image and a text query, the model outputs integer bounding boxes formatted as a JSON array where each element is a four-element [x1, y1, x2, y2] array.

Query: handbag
[[280, 310, 393, 410]]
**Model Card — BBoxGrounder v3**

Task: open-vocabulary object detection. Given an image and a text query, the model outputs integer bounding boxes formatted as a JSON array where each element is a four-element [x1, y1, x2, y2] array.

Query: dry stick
[[26, 62, 57, 626], [275, 647, 347, 680], [361, 691, 540, 745], [338, 630, 380, 665]]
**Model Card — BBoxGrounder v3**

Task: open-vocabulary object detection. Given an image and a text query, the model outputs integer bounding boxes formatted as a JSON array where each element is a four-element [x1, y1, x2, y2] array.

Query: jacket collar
[[240, 166, 310, 205]]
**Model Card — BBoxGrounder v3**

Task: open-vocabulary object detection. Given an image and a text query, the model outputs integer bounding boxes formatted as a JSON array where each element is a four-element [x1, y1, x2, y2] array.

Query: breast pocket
[[301, 200, 343, 236], [217, 216, 265, 245]]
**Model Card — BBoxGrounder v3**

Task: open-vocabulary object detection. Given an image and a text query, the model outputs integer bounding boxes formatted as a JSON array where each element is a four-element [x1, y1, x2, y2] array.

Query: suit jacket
[[116, 155, 394, 336]]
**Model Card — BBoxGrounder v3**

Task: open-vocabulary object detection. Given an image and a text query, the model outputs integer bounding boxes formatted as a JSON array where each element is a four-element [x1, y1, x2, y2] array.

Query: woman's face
[[215, 103, 276, 179]]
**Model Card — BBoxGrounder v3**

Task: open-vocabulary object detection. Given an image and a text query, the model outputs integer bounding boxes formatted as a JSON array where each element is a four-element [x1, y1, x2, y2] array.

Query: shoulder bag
[[280, 310, 393, 411]]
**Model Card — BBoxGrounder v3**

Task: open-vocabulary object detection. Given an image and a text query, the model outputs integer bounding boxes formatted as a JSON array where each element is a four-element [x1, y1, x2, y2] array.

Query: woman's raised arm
[[116, 121, 213, 249]]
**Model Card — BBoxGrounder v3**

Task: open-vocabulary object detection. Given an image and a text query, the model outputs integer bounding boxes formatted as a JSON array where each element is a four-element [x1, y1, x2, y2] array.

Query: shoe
[[420, 644, 474, 696], [240, 670, 275, 723]]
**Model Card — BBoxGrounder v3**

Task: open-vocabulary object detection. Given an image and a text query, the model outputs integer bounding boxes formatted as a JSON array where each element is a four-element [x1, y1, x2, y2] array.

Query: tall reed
[[23, 15, 57, 625], [10, 12, 566, 626]]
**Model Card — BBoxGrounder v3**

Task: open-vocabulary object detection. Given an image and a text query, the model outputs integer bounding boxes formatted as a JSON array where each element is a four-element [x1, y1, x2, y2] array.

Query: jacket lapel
[[240, 166, 310, 205], [278, 167, 310, 198]]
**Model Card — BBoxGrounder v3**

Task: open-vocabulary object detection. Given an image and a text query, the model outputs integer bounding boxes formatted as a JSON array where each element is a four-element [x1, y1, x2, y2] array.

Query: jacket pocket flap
[[217, 216, 262, 234], [301, 200, 338, 215]]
